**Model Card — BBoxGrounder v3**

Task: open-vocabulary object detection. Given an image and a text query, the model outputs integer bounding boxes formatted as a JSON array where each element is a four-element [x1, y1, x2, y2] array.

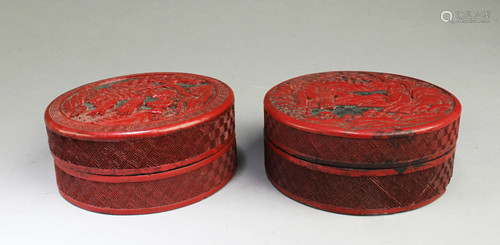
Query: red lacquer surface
[[45, 73, 237, 214], [264, 71, 461, 214], [265, 137, 454, 215], [46, 73, 234, 175], [264, 71, 461, 167], [56, 138, 237, 215]]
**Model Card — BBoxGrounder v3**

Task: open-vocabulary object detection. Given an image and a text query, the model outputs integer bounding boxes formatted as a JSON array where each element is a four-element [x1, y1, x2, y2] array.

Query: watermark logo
[[441, 10, 490, 23]]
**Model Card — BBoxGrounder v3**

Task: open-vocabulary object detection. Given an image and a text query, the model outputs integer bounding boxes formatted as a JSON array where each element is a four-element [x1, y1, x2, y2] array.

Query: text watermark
[[441, 11, 490, 23]]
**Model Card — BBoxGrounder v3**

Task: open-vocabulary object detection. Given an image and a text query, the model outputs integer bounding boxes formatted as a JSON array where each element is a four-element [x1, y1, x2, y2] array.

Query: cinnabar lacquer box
[[45, 73, 236, 214], [264, 71, 461, 215]]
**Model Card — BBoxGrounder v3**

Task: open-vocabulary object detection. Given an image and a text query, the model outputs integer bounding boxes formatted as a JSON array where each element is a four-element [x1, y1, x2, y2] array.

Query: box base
[[54, 138, 237, 215], [267, 173, 445, 215], [265, 137, 454, 215], [59, 170, 235, 215]]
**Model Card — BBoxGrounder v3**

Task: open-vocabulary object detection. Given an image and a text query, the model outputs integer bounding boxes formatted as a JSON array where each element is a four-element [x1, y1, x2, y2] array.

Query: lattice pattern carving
[[265, 110, 459, 167], [55, 142, 237, 212], [48, 105, 234, 173], [265, 139, 454, 213]]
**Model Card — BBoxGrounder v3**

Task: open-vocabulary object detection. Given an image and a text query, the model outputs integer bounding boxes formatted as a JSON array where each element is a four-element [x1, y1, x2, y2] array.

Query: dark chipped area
[[352, 91, 386, 96], [311, 105, 383, 118], [82, 102, 96, 111]]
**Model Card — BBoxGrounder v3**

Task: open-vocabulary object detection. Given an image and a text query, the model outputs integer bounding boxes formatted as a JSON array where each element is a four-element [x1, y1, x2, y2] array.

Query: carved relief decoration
[[270, 72, 454, 130], [48, 73, 229, 132]]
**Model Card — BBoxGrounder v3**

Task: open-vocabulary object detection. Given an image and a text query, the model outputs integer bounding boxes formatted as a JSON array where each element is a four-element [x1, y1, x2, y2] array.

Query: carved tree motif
[[270, 72, 454, 130], [61, 76, 217, 125]]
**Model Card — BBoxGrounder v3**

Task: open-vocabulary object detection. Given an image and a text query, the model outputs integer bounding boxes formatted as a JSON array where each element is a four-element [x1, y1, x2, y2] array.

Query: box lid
[[45, 72, 234, 175], [264, 71, 461, 168], [46, 72, 233, 141]]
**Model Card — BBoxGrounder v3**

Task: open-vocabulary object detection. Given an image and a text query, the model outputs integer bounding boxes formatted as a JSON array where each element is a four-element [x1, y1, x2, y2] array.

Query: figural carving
[[270, 71, 455, 130], [62, 76, 217, 125], [48, 73, 230, 133]]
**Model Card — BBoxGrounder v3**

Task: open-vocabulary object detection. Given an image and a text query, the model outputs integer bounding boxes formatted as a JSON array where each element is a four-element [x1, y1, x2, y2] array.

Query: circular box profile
[[264, 71, 461, 215], [45, 72, 237, 214]]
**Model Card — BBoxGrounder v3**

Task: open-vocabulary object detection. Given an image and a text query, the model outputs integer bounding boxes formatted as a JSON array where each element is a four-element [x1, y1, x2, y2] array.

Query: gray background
[[1, 1, 498, 244]]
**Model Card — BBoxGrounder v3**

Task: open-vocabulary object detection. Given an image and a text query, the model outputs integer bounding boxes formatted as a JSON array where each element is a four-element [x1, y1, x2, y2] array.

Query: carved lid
[[45, 73, 233, 140], [265, 71, 461, 139]]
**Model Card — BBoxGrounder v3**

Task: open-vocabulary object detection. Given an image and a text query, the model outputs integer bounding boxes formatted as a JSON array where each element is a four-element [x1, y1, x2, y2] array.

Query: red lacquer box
[[45, 73, 237, 214], [264, 71, 461, 215]]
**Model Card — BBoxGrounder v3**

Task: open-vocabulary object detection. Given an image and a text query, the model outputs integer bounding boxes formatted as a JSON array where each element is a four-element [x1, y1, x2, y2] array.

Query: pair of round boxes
[[45, 71, 461, 215]]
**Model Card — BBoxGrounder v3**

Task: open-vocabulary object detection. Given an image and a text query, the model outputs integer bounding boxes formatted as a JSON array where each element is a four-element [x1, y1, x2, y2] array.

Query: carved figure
[[271, 72, 454, 130]]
